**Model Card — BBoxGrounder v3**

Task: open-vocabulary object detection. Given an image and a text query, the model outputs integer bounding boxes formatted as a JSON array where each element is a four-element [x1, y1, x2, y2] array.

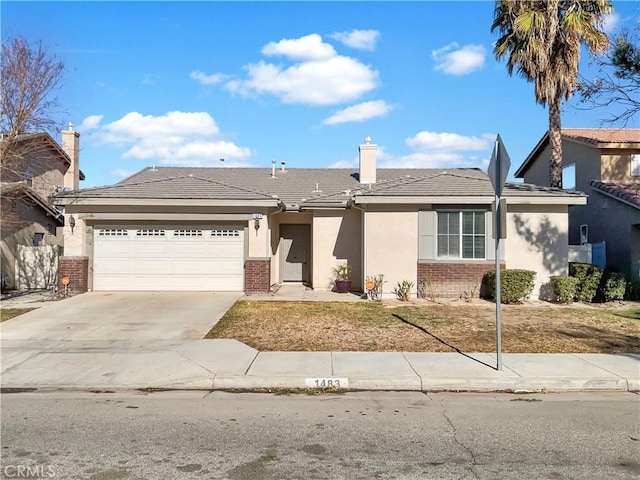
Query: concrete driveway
[[0, 291, 242, 340]]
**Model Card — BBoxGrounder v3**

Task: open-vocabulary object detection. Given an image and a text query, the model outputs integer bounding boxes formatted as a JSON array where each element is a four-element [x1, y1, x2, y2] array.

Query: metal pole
[[495, 193, 503, 371]]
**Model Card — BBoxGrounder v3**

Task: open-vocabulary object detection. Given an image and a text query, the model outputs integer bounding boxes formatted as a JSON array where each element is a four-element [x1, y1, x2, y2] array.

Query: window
[[437, 211, 485, 259], [631, 154, 640, 176], [33, 232, 44, 246], [211, 229, 240, 237], [25, 169, 34, 187], [562, 164, 576, 190], [174, 229, 203, 237], [136, 229, 165, 237], [99, 229, 128, 236]]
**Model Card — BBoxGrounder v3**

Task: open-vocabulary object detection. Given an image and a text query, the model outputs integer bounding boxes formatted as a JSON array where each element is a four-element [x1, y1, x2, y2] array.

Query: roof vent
[[150, 165, 157, 172], [220, 158, 225, 165], [188, 174, 193, 178], [281, 161, 286, 173], [312, 183, 322, 193], [271, 159, 277, 178]]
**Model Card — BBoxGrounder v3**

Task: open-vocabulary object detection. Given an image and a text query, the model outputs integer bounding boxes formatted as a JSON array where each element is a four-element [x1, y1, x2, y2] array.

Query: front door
[[280, 224, 310, 283]]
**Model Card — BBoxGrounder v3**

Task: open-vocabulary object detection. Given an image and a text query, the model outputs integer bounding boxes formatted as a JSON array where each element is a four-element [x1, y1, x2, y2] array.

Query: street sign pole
[[487, 135, 510, 372], [495, 189, 502, 372]]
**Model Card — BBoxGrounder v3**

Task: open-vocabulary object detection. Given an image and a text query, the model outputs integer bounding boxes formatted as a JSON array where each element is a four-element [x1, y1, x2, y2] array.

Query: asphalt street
[[1, 391, 638, 479]]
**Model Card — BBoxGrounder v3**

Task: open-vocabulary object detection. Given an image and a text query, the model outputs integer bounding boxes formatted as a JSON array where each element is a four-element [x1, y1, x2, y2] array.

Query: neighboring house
[[53, 138, 585, 298], [515, 128, 640, 284], [0, 125, 84, 289]]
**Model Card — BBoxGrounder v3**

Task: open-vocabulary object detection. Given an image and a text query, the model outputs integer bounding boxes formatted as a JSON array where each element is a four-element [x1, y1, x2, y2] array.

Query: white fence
[[15, 245, 60, 290]]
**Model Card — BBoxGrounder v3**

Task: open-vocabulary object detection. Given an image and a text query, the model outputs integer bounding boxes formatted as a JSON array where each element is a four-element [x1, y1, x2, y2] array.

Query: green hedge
[[599, 271, 627, 302], [550, 276, 579, 304], [481, 269, 536, 304], [569, 262, 603, 302]]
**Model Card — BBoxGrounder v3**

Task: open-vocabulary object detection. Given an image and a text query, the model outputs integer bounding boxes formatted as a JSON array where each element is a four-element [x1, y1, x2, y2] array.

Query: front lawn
[[0, 308, 35, 322], [205, 301, 640, 353]]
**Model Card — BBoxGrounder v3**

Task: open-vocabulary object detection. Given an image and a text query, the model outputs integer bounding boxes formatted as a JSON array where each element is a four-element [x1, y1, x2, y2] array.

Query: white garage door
[[93, 227, 244, 291]]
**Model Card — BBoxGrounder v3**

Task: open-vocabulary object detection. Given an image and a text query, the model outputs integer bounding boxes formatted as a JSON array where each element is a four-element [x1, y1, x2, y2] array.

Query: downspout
[[347, 197, 366, 292]]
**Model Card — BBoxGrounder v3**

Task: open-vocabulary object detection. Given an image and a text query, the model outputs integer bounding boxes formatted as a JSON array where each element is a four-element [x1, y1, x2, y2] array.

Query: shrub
[[569, 262, 603, 302], [481, 269, 536, 304], [549, 276, 579, 304], [625, 281, 640, 301], [393, 280, 414, 301], [598, 271, 627, 302]]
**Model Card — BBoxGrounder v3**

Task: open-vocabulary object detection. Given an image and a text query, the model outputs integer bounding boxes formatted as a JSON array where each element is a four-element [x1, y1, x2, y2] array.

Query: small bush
[[481, 269, 536, 304], [625, 281, 640, 301], [393, 280, 414, 301], [549, 276, 579, 304], [598, 271, 627, 302], [569, 262, 603, 302]]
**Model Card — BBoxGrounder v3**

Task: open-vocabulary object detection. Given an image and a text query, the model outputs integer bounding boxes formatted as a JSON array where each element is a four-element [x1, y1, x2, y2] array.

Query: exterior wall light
[[68, 215, 76, 234], [252, 213, 263, 232]]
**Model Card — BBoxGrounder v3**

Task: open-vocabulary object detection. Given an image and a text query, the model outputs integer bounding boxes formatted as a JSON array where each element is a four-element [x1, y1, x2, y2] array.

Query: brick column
[[58, 256, 89, 294], [244, 258, 270, 294]]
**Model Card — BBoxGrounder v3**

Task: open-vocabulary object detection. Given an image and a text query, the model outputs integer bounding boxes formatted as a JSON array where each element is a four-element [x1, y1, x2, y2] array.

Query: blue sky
[[3, 1, 638, 188]]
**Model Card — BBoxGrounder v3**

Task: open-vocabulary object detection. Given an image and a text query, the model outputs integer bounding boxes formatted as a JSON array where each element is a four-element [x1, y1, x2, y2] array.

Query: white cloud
[[109, 168, 136, 178], [406, 131, 493, 152], [77, 115, 103, 133], [329, 30, 380, 51], [141, 74, 157, 85], [432, 43, 486, 76], [262, 33, 336, 60], [190, 70, 230, 85], [226, 55, 379, 106], [92, 111, 252, 167], [323, 100, 393, 125], [602, 12, 620, 34]]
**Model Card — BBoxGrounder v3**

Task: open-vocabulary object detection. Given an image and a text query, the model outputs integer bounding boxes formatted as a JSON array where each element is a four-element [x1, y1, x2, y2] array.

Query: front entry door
[[280, 224, 310, 283]]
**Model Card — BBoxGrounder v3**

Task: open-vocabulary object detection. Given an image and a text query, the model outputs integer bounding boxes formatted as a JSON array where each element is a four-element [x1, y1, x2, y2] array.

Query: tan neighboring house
[[515, 128, 640, 284], [53, 137, 585, 298], [0, 125, 83, 290]]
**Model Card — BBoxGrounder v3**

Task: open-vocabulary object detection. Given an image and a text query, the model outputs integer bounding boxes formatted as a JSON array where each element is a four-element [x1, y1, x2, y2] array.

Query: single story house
[[54, 138, 585, 298]]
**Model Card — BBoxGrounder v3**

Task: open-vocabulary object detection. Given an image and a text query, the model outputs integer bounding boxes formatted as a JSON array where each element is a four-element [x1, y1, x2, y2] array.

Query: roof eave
[[353, 195, 587, 205], [52, 197, 280, 207]]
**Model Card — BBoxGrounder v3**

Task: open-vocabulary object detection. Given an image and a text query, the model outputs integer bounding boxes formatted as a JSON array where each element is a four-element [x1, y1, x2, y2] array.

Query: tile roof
[[590, 181, 640, 208], [562, 128, 640, 145], [56, 166, 584, 207]]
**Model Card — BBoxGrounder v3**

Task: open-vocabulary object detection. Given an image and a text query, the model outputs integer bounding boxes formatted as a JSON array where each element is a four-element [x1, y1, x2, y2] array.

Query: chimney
[[62, 122, 80, 190], [359, 135, 377, 184]]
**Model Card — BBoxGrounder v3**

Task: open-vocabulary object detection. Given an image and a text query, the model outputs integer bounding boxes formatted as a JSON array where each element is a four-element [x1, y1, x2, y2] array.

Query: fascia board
[[354, 196, 587, 206], [79, 213, 255, 221], [53, 198, 279, 207]]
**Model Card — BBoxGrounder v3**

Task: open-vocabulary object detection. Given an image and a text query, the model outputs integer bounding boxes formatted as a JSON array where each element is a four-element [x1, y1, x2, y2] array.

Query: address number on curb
[[305, 378, 349, 389]]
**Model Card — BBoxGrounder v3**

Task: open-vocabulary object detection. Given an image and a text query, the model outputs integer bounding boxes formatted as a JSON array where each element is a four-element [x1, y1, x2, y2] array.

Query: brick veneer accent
[[244, 258, 270, 294], [418, 261, 505, 298], [58, 256, 89, 294]]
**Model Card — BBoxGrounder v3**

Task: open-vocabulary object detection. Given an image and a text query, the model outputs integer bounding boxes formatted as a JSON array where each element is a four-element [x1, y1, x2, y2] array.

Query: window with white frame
[[631, 154, 640, 176], [437, 211, 485, 259]]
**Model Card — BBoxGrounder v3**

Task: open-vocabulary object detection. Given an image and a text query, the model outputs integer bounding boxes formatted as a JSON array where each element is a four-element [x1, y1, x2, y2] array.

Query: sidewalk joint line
[[402, 352, 423, 391], [244, 351, 260, 375]]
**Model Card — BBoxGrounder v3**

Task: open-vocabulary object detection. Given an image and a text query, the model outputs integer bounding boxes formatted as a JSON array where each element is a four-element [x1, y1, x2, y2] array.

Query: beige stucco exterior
[[311, 209, 362, 291], [506, 204, 569, 298], [363, 206, 418, 296], [601, 150, 640, 182]]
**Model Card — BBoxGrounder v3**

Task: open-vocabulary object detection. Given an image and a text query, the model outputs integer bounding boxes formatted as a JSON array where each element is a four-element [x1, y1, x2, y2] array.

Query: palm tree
[[492, 0, 612, 188]]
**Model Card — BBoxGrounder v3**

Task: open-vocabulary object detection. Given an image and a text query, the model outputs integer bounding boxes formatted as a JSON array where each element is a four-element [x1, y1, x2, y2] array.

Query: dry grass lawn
[[205, 300, 640, 353], [0, 308, 35, 322]]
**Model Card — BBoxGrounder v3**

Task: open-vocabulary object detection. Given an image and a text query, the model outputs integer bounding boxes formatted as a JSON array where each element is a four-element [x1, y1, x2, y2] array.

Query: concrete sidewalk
[[1, 338, 638, 393]]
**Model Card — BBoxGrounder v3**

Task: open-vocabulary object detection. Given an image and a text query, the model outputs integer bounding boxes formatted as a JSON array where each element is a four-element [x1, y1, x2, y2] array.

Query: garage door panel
[[93, 227, 245, 291]]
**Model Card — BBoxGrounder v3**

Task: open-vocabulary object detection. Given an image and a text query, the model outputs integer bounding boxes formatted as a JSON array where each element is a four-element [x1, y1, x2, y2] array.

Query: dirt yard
[[205, 300, 640, 353]]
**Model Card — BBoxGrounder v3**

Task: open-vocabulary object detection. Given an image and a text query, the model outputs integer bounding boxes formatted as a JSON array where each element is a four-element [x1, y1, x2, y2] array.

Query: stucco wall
[[3, 147, 66, 199], [522, 139, 601, 191], [601, 148, 640, 182], [505, 204, 569, 298], [312, 209, 362, 291], [572, 187, 640, 282], [364, 206, 418, 296], [1, 197, 62, 289]]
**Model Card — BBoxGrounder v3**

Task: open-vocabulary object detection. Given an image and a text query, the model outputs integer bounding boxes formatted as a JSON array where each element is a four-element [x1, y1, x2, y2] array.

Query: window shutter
[[418, 211, 436, 260]]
